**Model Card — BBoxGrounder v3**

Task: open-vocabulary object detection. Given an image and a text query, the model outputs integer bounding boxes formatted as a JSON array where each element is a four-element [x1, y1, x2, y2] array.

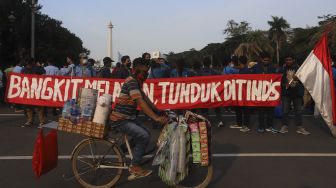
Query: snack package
[[198, 121, 209, 166], [189, 123, 201, 163]]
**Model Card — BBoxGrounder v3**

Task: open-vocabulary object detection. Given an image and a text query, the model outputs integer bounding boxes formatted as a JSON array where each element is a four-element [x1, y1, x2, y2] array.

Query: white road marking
[[1, 153, 336, 160]]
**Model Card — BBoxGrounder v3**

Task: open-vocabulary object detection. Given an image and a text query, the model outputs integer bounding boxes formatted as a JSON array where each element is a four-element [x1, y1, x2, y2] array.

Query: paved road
[[0, 106, 336, 188]]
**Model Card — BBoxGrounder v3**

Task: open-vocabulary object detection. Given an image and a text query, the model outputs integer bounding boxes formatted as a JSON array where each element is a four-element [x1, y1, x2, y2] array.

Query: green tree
[[310, 14, 336, 59], [0, 0, 88, 68], [268, 16, 290, 64], [223, 20, 251, 38]]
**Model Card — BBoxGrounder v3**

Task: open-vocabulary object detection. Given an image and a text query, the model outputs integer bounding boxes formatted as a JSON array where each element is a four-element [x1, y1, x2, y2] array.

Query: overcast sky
[[40, 0, 335, 61]]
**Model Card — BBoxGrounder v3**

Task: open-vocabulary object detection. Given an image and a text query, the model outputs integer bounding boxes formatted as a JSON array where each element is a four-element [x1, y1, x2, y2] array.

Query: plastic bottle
[[82, 103, 92, 122], [62, 100, 70, 118], [70, 101, 80, 124]]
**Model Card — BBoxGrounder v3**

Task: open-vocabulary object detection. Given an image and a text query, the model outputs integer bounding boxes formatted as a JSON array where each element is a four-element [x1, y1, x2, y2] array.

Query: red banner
[[6, 73, 282, 109]]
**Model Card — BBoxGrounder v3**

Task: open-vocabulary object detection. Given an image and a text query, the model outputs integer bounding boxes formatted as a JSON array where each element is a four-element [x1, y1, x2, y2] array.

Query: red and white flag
[[296, 33, 336, 136]]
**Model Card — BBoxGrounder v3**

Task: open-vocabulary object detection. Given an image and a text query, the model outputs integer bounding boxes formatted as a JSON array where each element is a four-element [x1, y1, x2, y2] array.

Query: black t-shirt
[[100, 67, 112, 78], [281, 64, 304, 97]]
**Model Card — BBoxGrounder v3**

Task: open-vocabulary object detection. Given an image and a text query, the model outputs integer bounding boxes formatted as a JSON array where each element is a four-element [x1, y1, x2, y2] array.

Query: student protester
[[279, 55, 310, 135], [170, 58, 196, 78], [253, 52, 279, 133], [113, 55, 132, 79], [13, 61, 24, 73], [4, 65, 14, 76], [223, 55, 239, 75], [74, 53, 95, 77], [44, 60, 60, 116], [99, 57, 114, 78], [149, 57, 170, 78], [236, 56, 252, 132], [60, 55, 76, 76], [142, 52, 151, 61], [222, 56, 242, 129], [111, 62, 121, 78], [21, 59, 46, 127], [88, 58, 98, 76], [44, 60, 60, 76], [192, 60, 203, 76], [199, 57, 224, 127], [332, 60, 336, 89]]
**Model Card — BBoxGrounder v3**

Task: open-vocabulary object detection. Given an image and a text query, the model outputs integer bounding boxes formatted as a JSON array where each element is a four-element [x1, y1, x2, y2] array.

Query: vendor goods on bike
[[58, 88, 112, 138], [154, 111, 212, 186]]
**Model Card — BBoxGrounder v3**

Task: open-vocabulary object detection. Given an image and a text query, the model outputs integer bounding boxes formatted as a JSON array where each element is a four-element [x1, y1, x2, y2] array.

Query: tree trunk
[[276, 41, 280, 64]]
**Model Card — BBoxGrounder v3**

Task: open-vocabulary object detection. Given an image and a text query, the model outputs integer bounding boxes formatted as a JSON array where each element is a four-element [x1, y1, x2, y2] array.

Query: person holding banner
[[110, 57, 168, 178], [254, 52, 279, 133], [236, 56, 252, 132], [99, 57, 113, 78], [74, 53, 95, 77], [142, 52, 151, 61], [60, 55, 75, 76], [113, 55, 132, 79], [21, 59, 46, 127], [199, 57, 224, 127], [223, 55, 239, 75]]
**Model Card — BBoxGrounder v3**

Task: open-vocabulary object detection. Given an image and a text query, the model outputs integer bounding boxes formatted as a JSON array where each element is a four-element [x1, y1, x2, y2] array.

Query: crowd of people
[[1, 50, 336, 136]]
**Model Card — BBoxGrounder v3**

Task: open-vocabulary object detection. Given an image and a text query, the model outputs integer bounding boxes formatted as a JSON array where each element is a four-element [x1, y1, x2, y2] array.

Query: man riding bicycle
[[109, 57, 168, 178]]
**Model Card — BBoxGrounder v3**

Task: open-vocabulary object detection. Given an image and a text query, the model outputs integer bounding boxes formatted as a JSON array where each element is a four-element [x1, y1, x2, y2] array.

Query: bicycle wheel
[[71, 139, 124, 188], [175, 162, 213, 188]]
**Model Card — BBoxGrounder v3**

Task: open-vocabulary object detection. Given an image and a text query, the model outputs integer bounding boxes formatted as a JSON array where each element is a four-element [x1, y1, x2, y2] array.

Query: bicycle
[[70, 112, 213, 188]]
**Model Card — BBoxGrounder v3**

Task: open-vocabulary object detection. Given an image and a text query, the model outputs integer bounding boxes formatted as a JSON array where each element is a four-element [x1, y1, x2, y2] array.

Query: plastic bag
[[177, 125, 186, 173], [32, 129, 58, 178], [166, 129, 179, 182]]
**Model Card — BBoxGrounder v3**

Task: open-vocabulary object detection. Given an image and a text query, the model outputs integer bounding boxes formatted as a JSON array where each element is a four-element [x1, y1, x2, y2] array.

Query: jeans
[[115, 120, 151, 165], [282, 96, 303, 127], [258, 107, 274, 129], [235, 107, 250, 127], [26, 106, 45, 123]]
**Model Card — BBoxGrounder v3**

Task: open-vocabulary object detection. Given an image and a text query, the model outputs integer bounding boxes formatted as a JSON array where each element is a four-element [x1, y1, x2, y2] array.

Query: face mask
[[126, 63, 131, 68]]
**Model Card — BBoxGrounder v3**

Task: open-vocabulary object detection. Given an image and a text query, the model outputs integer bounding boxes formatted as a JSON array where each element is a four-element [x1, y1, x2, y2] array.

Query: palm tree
[[234, 30, 273, 61], [268, 16, 290, 63]]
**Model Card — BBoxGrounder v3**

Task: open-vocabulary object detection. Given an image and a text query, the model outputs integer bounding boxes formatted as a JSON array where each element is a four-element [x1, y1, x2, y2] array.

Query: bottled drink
[[82, 103, 92, 122], [70, 100, 81, 124], [62, 100, 71, 119]]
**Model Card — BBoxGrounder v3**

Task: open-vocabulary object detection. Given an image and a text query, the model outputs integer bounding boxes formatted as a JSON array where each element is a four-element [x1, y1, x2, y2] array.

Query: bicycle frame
[[99, 135, 133, 170], [71, 135, 134, 170]]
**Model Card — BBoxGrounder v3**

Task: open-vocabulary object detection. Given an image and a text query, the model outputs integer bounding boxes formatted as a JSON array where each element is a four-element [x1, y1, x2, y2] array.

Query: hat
[[103, 57, 114, 64], [152, 51, 167, 60], [79, 53, 88, 58]]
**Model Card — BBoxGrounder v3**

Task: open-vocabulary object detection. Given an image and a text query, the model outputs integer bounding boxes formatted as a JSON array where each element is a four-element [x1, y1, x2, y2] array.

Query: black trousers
[[258, 107, 274, 129], [235, 107, 250, 127]]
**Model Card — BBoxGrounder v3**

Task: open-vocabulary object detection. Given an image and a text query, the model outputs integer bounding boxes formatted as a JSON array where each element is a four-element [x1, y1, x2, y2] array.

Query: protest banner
[[6, 73, 282, 109]]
